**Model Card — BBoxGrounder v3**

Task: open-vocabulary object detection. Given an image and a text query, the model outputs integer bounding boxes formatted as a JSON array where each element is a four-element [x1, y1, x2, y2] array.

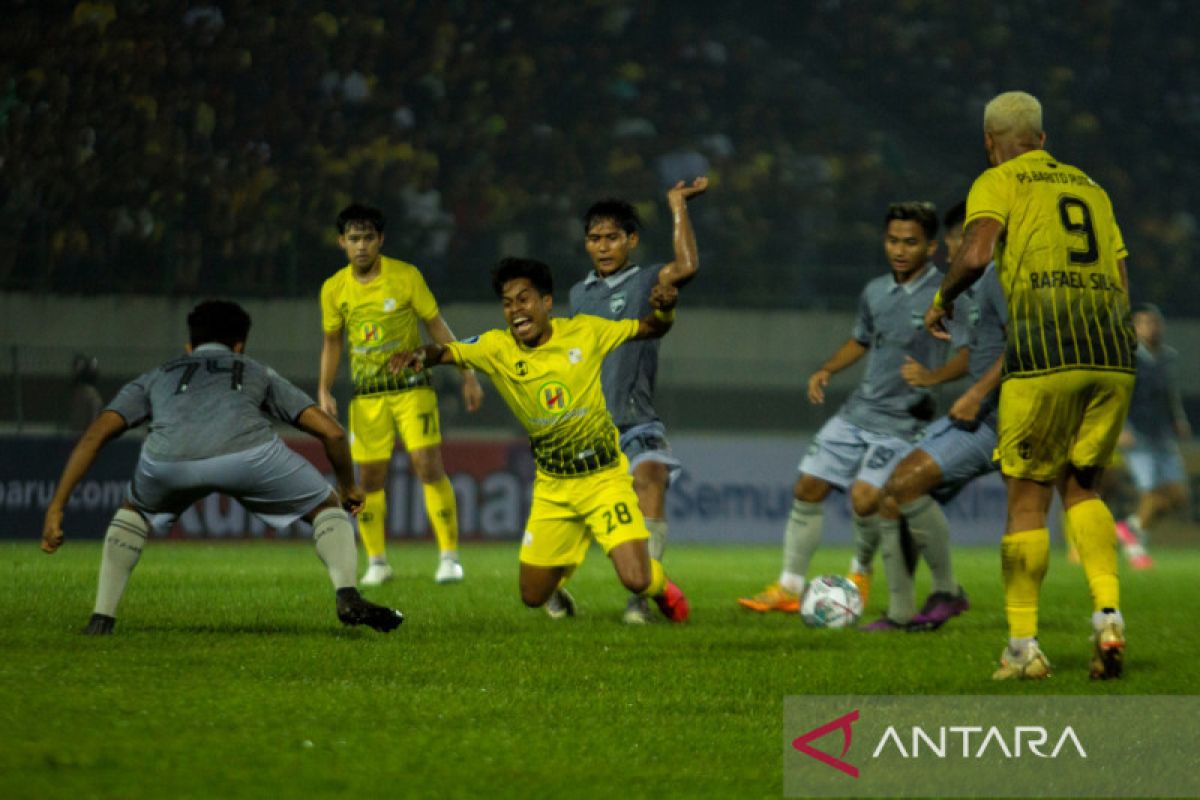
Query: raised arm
[[318, 329, 343, 417], [42, 410, 129, 553], [808, 338, 869, 405], [925, 217, 1003, 340], [294, 405, 363, 514], [633, 282, 679, 341], [657, 177, 709, 289], [422, 314, 484, 412]]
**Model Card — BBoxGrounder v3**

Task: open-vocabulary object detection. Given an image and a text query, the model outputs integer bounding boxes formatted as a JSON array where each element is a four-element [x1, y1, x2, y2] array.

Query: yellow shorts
[[997, 370, 1134, 482], [520, 456, 650, 568], [348, 387, 441, 462]]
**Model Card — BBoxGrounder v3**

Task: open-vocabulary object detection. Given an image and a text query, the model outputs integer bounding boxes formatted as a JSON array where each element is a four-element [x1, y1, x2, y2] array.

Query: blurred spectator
[[1, 2, 1197, 314]]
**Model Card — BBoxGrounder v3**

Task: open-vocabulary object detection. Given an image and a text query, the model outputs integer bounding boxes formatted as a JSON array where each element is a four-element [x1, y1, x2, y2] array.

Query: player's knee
[[794, 475, 829, 503], [850, 484, 881, 517], [620, 568, 651, 595], [410, 449, 446, 483], [520, 583, 552, 608]]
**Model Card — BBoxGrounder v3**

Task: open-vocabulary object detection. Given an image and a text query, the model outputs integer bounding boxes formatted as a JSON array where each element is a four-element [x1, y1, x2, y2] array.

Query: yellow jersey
[[320, 256, 439, 396], [445, 315, 640, 477], [966, 149, 1135, 378]]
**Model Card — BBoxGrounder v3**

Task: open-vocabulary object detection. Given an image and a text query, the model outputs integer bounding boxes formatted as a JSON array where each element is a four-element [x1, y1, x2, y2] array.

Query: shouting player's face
[[884, 220, 937, 282], [501, 278, 554, 346], [585, 218, 639, 276], [338, 223, 384, 272]]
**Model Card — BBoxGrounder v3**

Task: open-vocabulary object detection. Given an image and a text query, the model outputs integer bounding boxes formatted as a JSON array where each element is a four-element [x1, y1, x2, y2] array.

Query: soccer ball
[[799, 575, 864, 629]]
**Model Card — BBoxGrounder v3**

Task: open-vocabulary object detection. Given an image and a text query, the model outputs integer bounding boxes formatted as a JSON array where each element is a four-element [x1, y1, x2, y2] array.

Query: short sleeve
[[444, 332, 496, 373], [584, 315, 640, 355], [263, 367, 317, 423], [965, 168, 1010, 227], [409, 267, 440, 321], [320, 275, 344, 333], [852, 289, 873, 345], [104, 372, 154, 428]]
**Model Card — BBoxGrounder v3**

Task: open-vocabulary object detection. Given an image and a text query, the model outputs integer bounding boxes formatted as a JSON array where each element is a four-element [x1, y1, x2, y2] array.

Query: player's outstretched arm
[[658, 177, 709, 289], [633, 282, 679, 341], [422, 315, 484, 413], [388, 343, 458, 375], [925, 217, 1002, 340], [948, 353, 1003, 427], [42, 410, 128, 553], [318, 330, 343, 417], [295, 405, 363, 514], [808, 338, 868, 404], [902, 347, 970, 387]]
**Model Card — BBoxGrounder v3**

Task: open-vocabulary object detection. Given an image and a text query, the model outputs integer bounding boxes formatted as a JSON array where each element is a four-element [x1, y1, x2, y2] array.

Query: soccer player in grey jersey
[[41, 301, 403, 635], [1113, 303, 1192, 568], [739, 202, 970, 614], [868, 201, 1008, 631], [566, 177, 708, 623]]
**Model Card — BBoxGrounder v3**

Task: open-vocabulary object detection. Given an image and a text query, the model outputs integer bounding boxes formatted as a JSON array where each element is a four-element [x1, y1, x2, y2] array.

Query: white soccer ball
[[800, 575, 864, 629]]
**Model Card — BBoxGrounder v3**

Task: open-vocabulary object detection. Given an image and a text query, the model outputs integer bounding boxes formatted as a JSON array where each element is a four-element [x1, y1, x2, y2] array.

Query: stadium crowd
[[2, 1, 1197, 311]]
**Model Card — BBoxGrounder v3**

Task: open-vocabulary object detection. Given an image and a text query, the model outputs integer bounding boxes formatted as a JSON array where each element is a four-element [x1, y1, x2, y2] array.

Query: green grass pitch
[[1, 541, 1196, 799]]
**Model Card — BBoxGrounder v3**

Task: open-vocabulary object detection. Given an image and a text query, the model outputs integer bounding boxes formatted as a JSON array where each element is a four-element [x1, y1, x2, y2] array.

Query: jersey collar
[[890, 263, 938, 296], [584, 263, 643, 289], [192, 343, 233, 354]]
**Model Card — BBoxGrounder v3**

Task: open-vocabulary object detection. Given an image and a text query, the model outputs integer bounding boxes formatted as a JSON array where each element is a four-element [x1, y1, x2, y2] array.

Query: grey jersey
[[106, 343, 317, 461], [840, 265, 962, 441], [568, 263, 662, 429], [962, 263, 1008, 427], [1127, 344, 1184, 444]]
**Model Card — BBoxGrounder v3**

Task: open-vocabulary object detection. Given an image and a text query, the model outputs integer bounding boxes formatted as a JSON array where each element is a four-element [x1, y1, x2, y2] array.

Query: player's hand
[[340, 484, 365, 516], [388, 350, 424, 375], [1118, 428, 1135, 449], [650, 281, 679, 311], [41, 507, 65, 554], [807, 369, 831, 405], [924, 304, 952, 341], [462, 371, 484, 413], [900, 356, 933, 387], [317, 388, 338, 418], [668, 176, 709, 208], [949, 391, 982, 426]]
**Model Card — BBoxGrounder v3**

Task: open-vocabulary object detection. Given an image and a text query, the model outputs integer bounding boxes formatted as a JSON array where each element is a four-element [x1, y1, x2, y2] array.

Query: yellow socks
[[640, 558, 667, 598], [1067, 498, 1120, 611], [359, 490, 387, 561], [423, 476, 459, 555], [1001, 528, 1050, 639]]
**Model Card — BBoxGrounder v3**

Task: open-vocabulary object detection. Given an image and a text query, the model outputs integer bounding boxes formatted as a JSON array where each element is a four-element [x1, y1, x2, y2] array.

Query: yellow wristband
[[932, 289, 945, 310], [654, 307, 676, 322]]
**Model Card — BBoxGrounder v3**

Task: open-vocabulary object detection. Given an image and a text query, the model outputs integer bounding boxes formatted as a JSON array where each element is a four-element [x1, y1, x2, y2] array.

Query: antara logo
[[792, 710, 860, 778]]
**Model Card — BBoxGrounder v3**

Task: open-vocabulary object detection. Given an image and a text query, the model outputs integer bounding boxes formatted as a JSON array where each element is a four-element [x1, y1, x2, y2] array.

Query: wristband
[[932, 289, 946, 311], [654, 307, 676, 322]]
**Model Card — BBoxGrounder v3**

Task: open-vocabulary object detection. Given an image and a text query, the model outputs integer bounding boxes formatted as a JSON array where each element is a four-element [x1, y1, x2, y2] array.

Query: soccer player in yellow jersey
[[924, 91, 1136, 681], [389, 257, 690, 622], [319, 204, 484, 586]]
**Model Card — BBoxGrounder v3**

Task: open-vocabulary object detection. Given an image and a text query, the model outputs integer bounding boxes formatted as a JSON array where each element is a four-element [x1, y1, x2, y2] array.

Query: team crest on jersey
[[910, 311, 924, 330], [361, 321, 383, 342], [609, 294, 627, 314], [568, 348, 583, 364], [383, 298, 397, 312], [538, 381, 573, 414], [514, 360, 529, 377], [970, 305, 982, 326]]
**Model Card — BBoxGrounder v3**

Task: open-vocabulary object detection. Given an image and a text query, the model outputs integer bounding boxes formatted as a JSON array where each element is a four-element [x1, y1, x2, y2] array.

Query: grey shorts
[[1124, 440, 1187, 491], [619, 421, 683, 487], [915, 416, 999, 503], [799, 414, 913, 490], [128, 439, 334, 533]]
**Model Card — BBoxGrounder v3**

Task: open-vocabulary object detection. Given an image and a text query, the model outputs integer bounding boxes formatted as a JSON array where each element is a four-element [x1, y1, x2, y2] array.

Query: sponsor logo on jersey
[[538, 381, 573, 414], [515, 360, 529, 377], [568, 348, 583, 364], [383, 298, 397, 312], [361, 321, 382, 342]]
